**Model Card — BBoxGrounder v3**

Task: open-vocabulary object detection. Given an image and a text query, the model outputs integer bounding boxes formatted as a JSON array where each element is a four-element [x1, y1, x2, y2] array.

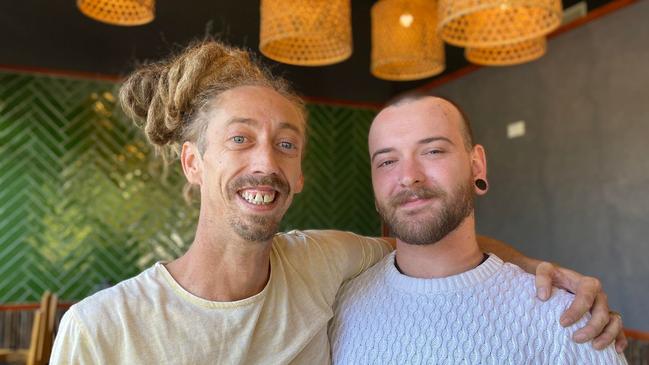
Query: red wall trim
[[0, 64, 122, 82], [625, 328, 649, 342], [0, 302, 74, 311], [413, 0, 640, 94], [413, 65, 482, 94], [0, 64, 381, 110], [549, 0, 639, 39]]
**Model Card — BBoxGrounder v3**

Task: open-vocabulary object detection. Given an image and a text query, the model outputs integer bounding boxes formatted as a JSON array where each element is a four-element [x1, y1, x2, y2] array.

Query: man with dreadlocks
[[51, 40, 624, 364]]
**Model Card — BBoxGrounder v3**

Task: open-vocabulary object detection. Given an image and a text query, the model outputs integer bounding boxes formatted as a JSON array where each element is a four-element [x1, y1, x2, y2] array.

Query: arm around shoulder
[[304, 230, 392, 282], [558, 314, 628, 365], [477, 235, 627, 351], [477, 235, 540, 273]]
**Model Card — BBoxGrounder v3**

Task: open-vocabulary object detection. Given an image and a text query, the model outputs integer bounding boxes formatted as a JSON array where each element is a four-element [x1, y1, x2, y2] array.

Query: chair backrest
[[42, 293, 58, 362], [0, 291, 58, 365], [26, 309, 43, 365], [35, 291, 51, 364]]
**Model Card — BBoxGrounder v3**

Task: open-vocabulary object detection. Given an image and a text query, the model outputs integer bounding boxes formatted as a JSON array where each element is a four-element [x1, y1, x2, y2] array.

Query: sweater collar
[[383, 252, 504, 294]]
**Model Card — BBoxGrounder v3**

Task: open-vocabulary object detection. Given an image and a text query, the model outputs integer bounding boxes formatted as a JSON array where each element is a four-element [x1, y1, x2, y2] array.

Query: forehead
[[209, 85, 305, 134], [369, 97, 464, 150]]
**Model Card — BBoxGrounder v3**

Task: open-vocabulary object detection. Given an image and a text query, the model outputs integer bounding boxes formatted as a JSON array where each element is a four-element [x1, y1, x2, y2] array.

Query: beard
[[225, 174, 290, 242], [377, 178, 474, 245], [227, 213, 281, 242]]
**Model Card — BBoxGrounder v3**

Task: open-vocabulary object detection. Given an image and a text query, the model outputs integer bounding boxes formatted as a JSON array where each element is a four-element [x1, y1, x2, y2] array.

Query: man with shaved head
[[329, 95, 628, 364], [52, 40, 624, 364]]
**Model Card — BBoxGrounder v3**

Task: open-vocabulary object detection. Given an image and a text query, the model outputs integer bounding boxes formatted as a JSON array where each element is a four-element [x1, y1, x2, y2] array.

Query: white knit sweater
[[329, 253, 627, 365]]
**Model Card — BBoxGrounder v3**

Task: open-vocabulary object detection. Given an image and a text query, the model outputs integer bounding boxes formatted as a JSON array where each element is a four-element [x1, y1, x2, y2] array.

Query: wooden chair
[[624, 328, 649, 365], [0, 291, 57, 365], [25, 309, 44, 365], [41, 293, 58, 362]]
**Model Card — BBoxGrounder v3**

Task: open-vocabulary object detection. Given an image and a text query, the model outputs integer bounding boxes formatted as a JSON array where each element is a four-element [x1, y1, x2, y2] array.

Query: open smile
[[237, 187, 279, 208]]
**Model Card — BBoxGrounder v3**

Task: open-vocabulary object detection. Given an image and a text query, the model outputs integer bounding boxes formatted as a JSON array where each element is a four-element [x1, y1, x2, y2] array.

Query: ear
[[471, 144, 488, 195], [181, 142, 203, 186], [294, 173, 304, 194]]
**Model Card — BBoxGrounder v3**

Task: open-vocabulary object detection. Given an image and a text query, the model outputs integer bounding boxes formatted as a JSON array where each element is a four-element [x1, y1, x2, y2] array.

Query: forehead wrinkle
[[225, 117, 301, 134], [226, 117, 258, 128]]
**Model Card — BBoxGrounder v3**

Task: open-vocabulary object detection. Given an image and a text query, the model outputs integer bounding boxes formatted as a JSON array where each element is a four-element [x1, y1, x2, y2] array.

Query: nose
[[398, 158, 425, 187], [250, 141, 280, 176]]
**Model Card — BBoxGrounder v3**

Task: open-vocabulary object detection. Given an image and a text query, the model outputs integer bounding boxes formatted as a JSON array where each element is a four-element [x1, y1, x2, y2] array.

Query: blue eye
[[279, 141, 295, 150], [232, 136, 246, 144]]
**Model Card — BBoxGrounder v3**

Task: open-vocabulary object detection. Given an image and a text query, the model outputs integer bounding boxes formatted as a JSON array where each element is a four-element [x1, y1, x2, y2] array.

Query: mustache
[[389, 186, 445, 207], [229, 174, 290, 195]]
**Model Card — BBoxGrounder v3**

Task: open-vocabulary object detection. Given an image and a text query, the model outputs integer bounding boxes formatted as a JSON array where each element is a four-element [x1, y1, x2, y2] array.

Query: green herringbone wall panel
[[0, 71, 380, 303], [282, 105, 380, 235]]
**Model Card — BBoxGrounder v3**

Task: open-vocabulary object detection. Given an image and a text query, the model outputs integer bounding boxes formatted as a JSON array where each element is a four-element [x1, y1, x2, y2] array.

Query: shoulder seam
[[65, 306, 101, 363]]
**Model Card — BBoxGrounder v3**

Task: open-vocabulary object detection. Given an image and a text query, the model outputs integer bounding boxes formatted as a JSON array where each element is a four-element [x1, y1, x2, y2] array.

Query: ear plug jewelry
[[475, 179, 488, 191]]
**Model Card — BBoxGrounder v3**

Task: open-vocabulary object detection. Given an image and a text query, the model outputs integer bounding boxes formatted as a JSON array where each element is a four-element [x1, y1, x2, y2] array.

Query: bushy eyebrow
[[418, 136, 453, 146], [370, 136, 454, 163]]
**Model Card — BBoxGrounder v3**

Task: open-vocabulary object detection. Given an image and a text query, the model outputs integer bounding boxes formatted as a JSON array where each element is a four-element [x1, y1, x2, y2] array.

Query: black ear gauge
[[475, 179, 488, 191]]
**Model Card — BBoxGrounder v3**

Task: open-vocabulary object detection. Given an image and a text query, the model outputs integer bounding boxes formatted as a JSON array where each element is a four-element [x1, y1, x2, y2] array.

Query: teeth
[[240, 190, 276, 205]]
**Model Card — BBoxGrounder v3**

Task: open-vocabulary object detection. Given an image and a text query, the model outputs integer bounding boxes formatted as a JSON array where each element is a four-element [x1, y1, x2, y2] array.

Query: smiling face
[[369, 96, 487, 245], [182, 85, 305, 242]]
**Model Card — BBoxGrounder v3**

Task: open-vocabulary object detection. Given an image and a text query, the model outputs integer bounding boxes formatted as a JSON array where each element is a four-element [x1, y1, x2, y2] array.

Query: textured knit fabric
[[329, 253, 627, 365], [50, 230, 391, 365]]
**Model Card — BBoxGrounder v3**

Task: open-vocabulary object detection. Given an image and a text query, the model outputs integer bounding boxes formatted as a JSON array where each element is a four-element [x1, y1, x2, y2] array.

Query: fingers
[[591, 310, 624, 350], [614, 327, 628, 353], [534, 261, 555, 301], [536, 263, 623, 350], [560, 277, 602, 327], [570, 292, 609, 342]]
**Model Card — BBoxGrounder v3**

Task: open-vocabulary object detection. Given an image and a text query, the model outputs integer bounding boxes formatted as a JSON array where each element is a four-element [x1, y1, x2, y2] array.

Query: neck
[[394, 214, 484, 279], [165, 207, 272, 302]]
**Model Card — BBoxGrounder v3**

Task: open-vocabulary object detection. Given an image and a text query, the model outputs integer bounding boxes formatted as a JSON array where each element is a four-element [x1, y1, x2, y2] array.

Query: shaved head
[[382, 93, 475, 151]]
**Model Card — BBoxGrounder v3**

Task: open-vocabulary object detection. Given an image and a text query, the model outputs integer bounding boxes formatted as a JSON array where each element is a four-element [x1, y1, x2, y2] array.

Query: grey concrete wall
[[429, 1, 649, 331]]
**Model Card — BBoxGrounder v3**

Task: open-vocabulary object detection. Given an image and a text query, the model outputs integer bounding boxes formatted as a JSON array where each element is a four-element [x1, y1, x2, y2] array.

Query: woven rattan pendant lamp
[[77, 0, 154, 26], [438, 0, 562, 47], [466, 37, 547, 66], [371, 0, 445, 81], [259, 0, 352, 66]]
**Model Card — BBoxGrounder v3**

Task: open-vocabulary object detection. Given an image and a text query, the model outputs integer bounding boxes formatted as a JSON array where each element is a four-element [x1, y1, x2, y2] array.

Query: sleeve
[[557, 314, 628, 365], [304, 230, 392, 281], [288, 230, 392, 303], [50, 307, 101, 365]]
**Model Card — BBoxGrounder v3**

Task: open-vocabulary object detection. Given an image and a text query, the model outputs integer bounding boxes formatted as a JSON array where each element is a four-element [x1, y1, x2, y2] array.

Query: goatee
[[226, 174, 290, 242], [377, 179, 474, 245]]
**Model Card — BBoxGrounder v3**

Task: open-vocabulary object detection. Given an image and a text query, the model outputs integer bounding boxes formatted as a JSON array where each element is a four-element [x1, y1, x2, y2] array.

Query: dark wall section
[[428, 1, 649, 330], [0, 1, 395, 104]]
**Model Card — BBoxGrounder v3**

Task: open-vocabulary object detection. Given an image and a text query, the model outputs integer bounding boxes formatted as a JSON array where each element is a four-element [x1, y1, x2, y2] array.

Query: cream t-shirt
[[50, 230, 391, 365]]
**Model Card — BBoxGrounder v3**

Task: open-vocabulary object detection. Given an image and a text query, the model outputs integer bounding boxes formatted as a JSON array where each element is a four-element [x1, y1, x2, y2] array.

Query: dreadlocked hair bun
[[119, 40, 303, 153]]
